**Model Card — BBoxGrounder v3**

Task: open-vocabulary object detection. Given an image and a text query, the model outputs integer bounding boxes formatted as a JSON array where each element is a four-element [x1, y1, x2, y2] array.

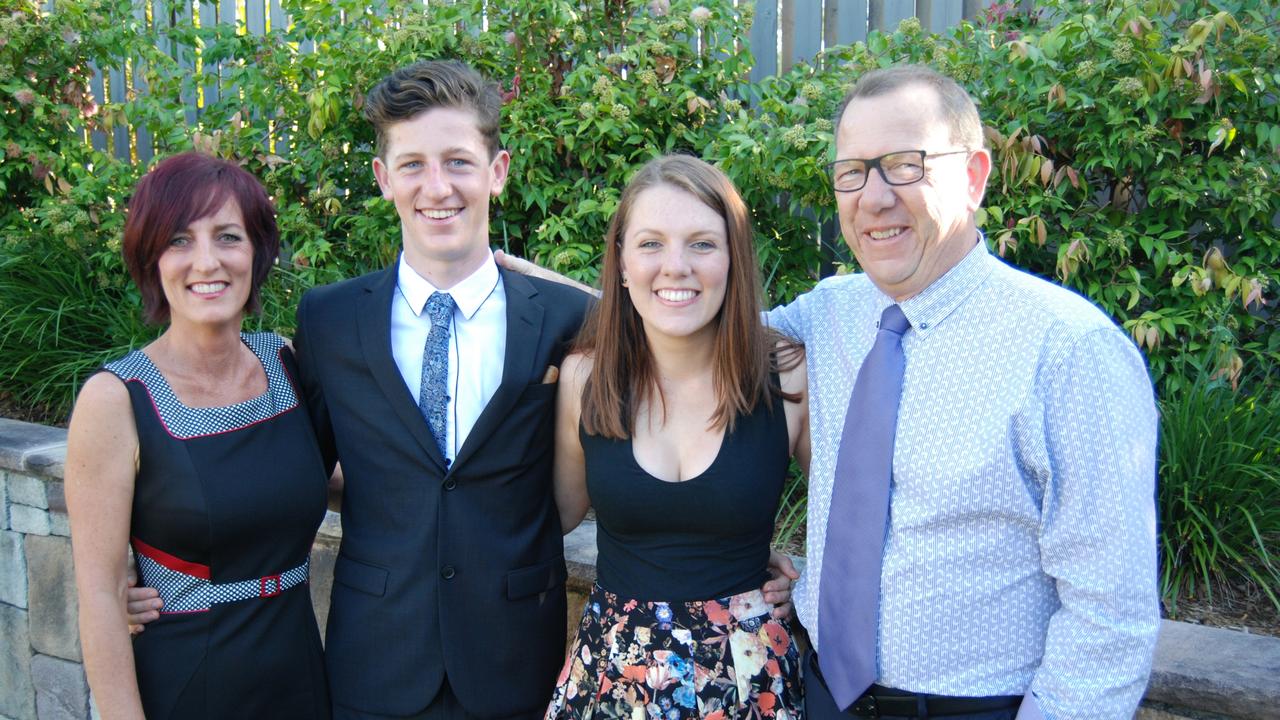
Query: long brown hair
[[577, 154, 792, 439]]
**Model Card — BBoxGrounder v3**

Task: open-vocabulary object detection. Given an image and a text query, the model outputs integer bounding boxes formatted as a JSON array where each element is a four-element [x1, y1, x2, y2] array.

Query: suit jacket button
[[441, 565, 456, 580], [443, 479, 457, 491]]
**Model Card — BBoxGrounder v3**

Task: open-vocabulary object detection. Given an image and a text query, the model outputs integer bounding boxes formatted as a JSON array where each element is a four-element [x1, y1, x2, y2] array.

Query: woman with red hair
[[65, 152, 331, 719]]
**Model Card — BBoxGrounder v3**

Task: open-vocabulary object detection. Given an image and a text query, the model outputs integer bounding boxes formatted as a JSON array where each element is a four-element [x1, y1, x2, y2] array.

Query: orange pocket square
[[541, 365, 560, 384]]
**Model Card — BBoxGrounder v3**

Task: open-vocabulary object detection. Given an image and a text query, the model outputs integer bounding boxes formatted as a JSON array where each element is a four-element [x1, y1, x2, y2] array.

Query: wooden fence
[[53, 0, 1005, 163]]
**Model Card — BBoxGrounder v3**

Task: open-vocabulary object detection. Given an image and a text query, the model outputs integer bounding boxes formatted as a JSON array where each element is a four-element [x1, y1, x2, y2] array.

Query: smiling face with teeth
[[156, 197, 255, 331], [372, 106, 510, 288], [620, 183, 731, 345], [834, 83, 992, 301]]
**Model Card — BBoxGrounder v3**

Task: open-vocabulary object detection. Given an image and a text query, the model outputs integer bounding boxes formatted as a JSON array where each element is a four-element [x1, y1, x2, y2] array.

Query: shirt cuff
[[1015, 692, 1045, 720]]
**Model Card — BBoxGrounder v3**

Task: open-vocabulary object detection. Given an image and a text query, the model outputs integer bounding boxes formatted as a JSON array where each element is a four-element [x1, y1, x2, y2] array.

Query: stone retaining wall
[[2, 418, 1277, 720]]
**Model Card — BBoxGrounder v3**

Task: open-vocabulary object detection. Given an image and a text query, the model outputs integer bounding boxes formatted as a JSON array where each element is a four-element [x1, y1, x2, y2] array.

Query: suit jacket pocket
[[334, 554, 389, 597], [506, 555, 567, 600]]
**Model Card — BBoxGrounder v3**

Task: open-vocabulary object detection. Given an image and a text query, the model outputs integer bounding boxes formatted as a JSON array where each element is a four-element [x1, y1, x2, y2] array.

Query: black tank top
[[582, 389, 790, 601]]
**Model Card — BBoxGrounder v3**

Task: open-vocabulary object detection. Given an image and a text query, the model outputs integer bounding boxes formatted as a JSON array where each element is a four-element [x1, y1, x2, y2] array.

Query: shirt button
[[441, 565, 456, 580], [443, 479, 457, 491]]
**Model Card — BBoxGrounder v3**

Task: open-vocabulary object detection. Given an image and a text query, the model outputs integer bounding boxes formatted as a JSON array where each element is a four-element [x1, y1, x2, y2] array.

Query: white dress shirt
[[391, 251, 507, 463]]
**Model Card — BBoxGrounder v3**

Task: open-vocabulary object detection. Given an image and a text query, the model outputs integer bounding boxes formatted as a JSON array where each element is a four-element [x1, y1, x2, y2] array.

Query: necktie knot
[[878, 304, 910, 337], [426, 292, 454, 326]]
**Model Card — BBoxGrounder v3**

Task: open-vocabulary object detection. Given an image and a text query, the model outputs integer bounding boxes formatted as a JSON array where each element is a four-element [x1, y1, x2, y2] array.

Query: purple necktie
[[818, 303, 911, 710]]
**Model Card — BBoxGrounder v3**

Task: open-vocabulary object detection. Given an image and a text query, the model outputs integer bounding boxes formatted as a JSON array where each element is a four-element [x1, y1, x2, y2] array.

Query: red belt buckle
[[260, 574, 282, 597]]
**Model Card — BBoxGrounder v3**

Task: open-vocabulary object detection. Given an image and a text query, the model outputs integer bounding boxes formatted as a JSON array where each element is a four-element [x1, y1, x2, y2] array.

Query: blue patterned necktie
[[419, 291, 455, 459], [818, 303, 911, 710]]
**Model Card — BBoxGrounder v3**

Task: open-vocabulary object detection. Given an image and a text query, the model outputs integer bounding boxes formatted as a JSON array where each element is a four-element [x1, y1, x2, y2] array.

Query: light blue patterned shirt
[[769, 239, 1160, 720]]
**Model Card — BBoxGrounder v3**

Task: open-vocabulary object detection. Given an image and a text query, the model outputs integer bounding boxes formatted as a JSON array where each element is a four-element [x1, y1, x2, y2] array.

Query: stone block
[[49, 512, 70, 538], [25, 446, 66, 480], [26, 535, 81, 661], [309, 536, 338, 643], [45, 482, 66, 515], [11, 505, 51, 536], [317, 509, 342, 539], [0, 531, 27, 609], [8, 474, 48, 509], [0, 604, 36, 719], [0, 419, 67, 473], [31, 654, 88, 720], [1136, 703, 1226, 719], [1146, 619, 1280, 720], [0, 472, 8, 530]]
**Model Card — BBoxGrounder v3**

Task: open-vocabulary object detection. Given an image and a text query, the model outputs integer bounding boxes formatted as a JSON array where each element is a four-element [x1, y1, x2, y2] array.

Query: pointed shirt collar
[[873, 234, 996, 336], [396, 250, 501, 321]]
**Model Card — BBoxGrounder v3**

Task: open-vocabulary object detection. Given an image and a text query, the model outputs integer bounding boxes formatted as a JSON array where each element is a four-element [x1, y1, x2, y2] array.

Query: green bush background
[[2, 0, 1277, 609]]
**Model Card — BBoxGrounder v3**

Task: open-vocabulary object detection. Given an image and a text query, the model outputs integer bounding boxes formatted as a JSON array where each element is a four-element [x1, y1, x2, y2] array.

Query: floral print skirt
[[545, 583, 803, 720]]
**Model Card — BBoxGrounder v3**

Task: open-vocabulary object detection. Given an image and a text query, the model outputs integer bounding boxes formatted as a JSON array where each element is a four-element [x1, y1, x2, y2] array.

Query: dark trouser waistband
[[808, 650, 1021, 718]]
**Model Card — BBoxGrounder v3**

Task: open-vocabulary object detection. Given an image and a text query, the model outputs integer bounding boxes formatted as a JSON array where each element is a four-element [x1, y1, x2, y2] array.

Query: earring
[[621, 272, 630, 287]]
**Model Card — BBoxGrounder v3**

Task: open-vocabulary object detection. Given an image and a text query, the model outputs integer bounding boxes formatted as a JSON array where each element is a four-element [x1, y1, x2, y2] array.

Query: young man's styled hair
[[363, 60, 503, 158], [576, 154, 794, 439], [122, 152, 278, 324], [834, 64, 984, 149]]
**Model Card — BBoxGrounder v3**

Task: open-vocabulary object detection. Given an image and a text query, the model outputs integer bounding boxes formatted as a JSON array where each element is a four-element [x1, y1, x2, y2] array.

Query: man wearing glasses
[[767, 65, 1160, 719]]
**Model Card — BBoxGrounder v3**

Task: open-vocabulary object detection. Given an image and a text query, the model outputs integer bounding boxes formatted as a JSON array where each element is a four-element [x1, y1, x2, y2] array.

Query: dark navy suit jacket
[[294, 265, 590, 718]]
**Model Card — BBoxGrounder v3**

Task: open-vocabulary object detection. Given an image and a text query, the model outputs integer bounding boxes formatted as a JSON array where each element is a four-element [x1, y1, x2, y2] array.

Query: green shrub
[[1157, 362, 1280, 611]]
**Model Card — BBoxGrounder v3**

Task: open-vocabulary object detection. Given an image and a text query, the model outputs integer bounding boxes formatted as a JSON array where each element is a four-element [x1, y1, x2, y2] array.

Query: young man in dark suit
[[293, 60, 590, 719]]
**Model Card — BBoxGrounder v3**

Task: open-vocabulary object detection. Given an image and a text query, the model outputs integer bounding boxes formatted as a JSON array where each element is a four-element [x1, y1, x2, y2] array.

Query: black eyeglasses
[[828, 149, 971, 193]]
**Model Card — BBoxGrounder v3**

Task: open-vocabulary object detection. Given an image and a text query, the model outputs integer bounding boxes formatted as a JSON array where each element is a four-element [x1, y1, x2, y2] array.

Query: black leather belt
[[809, 651, 1021, 718], [849, 686, 1021, 718]]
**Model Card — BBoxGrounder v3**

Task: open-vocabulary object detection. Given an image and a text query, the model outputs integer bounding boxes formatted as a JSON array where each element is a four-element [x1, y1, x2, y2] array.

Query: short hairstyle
[[364, 60, 503, 158], [834, 64, 984, 149], [122, 152, 279, 325], [577, 154, 790, 439]]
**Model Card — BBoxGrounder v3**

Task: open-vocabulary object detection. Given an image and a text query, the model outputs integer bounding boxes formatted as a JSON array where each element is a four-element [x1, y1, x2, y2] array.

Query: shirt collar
[[396, 250, 501, 321], [875, 234, 995, 336]]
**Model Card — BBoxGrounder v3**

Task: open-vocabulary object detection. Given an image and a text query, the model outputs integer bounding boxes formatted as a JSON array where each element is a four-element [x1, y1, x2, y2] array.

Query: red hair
[[122, 152, 278, 324]]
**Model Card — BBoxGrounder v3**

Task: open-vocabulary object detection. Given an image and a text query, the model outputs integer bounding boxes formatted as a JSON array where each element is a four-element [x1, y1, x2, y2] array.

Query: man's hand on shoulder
[[494, 249, 599, 297]]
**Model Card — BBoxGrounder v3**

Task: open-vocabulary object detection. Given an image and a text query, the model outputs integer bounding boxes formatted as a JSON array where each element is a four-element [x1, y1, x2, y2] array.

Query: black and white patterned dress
[[103, 332, 331, 719]]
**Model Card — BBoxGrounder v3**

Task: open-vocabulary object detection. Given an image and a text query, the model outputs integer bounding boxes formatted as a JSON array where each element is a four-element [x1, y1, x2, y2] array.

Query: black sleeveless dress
[[103, 332, 330, 719], [545, 390, 804, 720]]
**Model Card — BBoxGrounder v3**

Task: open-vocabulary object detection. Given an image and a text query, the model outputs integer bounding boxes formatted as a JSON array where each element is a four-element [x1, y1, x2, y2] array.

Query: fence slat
[[200, 1, 221, 109], [877, 0, 915, 31], [787, 0, 822, 69], [246, 0, 265, 35], [217, 0, 239, 109], [831, 0, 868, 45], [268, 0, 285, 33], [89, 67, 108, 153], [748, 0, 779, 84], [133, 0, 154, 163], [928, 2, 963, 33], [108, 67, 130, 159]]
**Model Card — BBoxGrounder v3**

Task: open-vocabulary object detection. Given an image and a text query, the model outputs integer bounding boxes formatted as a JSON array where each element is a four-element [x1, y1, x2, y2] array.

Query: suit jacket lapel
[[356, 266, 449, 471], [452, 268, 544, 469]]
